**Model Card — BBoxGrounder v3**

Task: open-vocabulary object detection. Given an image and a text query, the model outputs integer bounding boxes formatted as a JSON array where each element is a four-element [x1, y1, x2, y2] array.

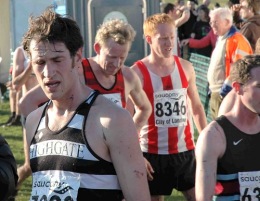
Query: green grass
[[0, 101, 32, 201], [0, 100, 187, 201]]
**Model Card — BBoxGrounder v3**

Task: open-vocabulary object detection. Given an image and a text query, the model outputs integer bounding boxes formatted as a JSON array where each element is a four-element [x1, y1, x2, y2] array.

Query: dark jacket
[[0, 135, 18, 201], [240, 15, 260, 51]]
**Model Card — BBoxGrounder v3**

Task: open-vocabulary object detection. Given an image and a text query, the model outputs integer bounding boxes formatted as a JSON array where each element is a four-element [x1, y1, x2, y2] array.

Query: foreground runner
[[196, 55, 260, 201], [16, 17, 151, 192], [23, 7, 150, 201]]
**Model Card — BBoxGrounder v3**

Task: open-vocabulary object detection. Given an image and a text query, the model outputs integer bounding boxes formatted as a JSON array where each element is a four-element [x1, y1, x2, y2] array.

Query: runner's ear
[[75, 48, 83, 64], [232, 82, 241, 92], [145, 36, 152, 44], [94, 43, 101, 54]]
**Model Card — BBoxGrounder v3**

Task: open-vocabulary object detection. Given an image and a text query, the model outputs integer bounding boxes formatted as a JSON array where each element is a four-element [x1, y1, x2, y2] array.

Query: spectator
[[163, 3, 190, 56], [218, 37, 260, 117], [228, 0, 244, 29], [207, 7, 252, 119], [190, 5, 212, 57], [178, 0, 198, 59], [196, 55, 260, 201], [181, 29, 217, 56], [23, 7, 150, 201], [217, 0, 260, 117], [237, 0, 260, 51]]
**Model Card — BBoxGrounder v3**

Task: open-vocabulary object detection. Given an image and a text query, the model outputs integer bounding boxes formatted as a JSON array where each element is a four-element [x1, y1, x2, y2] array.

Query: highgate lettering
[[30, 140, 85, 159]]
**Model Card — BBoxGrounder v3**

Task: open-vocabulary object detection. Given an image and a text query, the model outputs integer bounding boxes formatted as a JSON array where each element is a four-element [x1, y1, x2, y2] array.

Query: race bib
[[30, 172, 80, 201], [103, 93, 122, 107], [239, 171, 260, 201], [154, 89, 187, 127]]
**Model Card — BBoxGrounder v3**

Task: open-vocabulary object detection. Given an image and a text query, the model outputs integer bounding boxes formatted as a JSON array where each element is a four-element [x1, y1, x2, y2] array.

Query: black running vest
[[29, 91, 123, 201], [214, 115, 260, 201]]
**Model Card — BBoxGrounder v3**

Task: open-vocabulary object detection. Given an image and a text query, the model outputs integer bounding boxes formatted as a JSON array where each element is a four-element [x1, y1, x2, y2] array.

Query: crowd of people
[[0, 0, 260, 200]]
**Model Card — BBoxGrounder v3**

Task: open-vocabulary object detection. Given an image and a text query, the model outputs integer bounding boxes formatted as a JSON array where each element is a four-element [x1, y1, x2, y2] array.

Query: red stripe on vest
[[135, 60, 158, 153], [82, 58, 126, 108], [174, 56, 193, 151], [174, 56, 188, 88], [136, 56, 194, 154], [161, 73, 179, 153]]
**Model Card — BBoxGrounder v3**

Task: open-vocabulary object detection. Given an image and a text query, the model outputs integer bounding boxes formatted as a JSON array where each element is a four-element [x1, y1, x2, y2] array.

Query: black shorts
[[143, 150, 196, 195]]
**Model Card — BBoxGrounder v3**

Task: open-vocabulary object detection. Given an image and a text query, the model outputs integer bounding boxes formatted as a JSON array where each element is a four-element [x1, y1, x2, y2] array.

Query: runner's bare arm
[[101, 106, 150, 201], [195, 121, 226, 201]]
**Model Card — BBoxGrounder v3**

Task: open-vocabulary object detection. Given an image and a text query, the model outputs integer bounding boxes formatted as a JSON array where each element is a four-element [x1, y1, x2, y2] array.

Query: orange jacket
[[208, 26, 253, 95], [219, 26, 253, 97], [225, 26, 253, 78]]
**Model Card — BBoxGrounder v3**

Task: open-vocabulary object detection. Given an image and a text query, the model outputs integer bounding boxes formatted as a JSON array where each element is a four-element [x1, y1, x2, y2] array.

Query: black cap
[[229, 0, 240, 4]]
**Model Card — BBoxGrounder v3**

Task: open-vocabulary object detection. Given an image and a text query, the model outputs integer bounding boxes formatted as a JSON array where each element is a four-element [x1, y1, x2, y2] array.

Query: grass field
[[0, 102, 32, 201], [0, 100, 187, 201]]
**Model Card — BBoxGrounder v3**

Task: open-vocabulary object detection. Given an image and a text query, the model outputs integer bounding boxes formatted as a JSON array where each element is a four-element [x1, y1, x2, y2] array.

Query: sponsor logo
[[233, 139, 243, 146]]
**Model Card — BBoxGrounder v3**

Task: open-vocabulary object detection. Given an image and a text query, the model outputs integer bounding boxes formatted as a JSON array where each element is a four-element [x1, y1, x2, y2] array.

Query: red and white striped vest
[[135, 56, 195, 154]]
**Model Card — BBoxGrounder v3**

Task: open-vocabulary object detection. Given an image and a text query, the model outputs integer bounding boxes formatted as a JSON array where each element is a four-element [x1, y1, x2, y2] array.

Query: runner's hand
[[144, 157, 154, 181]]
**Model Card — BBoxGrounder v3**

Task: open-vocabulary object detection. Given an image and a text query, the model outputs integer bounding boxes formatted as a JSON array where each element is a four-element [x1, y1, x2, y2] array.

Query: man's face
[[149, 23, 175, 58], [210, 14, 230, 36], [179, 0, 185, 6], [97, 38, 130, 76], [169, 7, 179, 19], [239, 0, 253, 20], [241, 67, 260, 114], [198, 9, 206, 21], [187, 1, 196, 10], [30, 40, 81, 100]]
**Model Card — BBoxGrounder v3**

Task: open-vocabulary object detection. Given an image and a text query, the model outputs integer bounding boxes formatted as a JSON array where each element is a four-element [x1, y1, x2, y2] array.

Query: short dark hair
[[198, 5, 210, 21], [229, 0, 240, 4], [23, 6, 84, 57], [230, 55, 260, 84], [163, 3, 175, 14], [215, 2, 221, 8]]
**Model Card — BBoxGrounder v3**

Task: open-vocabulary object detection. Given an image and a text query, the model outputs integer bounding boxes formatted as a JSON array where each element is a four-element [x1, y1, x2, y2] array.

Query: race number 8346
[[155, 100, 186, 117]]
